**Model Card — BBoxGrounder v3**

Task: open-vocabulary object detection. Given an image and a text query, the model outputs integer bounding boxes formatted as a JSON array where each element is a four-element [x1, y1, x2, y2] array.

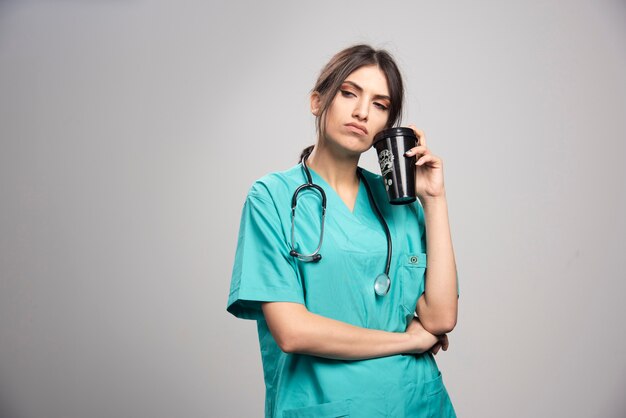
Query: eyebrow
[[342, 80, 391, 101]]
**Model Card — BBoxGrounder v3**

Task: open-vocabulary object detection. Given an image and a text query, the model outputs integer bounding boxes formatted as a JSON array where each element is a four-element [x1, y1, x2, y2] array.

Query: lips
[[345, 123, 368, 135]]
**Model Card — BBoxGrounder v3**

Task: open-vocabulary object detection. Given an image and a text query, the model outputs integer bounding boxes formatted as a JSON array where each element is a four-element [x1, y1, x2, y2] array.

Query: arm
[[262, 302, 438, 360], [405, 126, 459, 336], [416, 195, 459, 335]]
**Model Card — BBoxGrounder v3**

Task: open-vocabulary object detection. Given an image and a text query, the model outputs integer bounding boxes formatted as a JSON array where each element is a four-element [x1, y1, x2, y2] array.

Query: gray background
[[1, 1, 625, 417]]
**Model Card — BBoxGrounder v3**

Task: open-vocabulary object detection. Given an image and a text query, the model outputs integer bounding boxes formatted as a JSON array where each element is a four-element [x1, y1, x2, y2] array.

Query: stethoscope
[[289, 150, 393, 296]]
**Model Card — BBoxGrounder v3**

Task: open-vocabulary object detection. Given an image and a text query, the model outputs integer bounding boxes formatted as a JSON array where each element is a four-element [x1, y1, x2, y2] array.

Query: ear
[[310, 91, 321, 116]]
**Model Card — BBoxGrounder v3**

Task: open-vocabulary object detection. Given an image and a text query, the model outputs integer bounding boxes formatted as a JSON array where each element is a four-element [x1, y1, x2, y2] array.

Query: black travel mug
[[373, 127, 419, 205]]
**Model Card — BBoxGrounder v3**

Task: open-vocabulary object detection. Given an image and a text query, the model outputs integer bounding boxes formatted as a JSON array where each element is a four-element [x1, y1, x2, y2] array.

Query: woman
[[227, 44, 459, 417]]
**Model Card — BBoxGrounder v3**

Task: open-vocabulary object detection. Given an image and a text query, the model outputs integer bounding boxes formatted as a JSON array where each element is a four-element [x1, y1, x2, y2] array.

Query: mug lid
[[373, 127, 418, 145]]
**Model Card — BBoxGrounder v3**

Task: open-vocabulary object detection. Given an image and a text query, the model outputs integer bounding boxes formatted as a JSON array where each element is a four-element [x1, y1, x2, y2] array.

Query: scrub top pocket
[[282, 399, 351, 418], [425, 371, 457, 418], [400, 252, 427, 319]]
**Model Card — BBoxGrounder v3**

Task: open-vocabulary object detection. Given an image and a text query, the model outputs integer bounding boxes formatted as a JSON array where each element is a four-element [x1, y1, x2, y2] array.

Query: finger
[[430, 342, 441, 355], [440, 334, 449, 351], [416, 154, 440, 166], [408, 125, 426, 147], [403, 145, 430, 157]]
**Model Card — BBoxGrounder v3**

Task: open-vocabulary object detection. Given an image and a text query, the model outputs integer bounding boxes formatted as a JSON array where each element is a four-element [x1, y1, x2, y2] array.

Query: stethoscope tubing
[[357, 167, 392, 276], [292, 152, 392, 279]]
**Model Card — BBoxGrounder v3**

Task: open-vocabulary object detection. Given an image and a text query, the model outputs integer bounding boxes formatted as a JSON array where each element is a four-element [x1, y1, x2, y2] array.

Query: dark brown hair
[[300, 44, 405, 162]]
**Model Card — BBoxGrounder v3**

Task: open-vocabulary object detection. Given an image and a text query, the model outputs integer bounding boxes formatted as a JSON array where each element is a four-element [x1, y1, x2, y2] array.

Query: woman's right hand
[[405, 317, 446, 354]]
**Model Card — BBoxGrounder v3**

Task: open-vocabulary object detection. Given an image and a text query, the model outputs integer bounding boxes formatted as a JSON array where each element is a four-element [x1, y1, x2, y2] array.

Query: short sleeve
[[226, 191, 304, 320]]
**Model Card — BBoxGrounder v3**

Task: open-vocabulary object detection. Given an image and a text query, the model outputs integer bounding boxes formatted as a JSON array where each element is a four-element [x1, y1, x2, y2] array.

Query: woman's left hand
[[429, 333, 449, 355], [404, 125, 445, 200]]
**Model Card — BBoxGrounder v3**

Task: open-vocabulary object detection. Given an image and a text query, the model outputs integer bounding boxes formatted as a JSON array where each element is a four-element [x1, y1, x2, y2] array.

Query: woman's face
[[315, 65, 391, 156]]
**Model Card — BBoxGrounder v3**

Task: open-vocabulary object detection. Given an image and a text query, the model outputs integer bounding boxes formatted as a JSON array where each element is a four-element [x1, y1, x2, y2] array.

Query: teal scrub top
[[227, 163, 459, 417]]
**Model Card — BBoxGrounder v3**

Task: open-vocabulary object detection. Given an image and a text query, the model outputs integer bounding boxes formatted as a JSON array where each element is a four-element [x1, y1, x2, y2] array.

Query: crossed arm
[[261, 302, 442, 360], [261, 195, 458, 361]]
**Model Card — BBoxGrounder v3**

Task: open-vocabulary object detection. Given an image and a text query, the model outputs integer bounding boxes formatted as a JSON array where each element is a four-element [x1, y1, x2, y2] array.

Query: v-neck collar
[[306, 165, 365, 217]]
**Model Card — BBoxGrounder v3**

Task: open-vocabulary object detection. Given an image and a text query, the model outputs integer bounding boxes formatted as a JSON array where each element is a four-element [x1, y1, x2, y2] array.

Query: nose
[[352, 98, 369, 121]]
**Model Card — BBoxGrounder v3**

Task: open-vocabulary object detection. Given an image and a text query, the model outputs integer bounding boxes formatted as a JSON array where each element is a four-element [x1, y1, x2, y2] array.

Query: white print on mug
[[378, 149, 394, 177]]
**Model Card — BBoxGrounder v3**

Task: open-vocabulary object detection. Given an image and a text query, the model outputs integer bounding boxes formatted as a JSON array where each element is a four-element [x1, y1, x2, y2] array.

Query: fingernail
[[404, 150, 412, 156]]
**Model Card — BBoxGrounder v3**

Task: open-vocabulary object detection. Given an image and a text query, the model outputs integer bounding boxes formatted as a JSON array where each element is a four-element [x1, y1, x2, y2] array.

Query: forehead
[[343, 65, 390, 96]]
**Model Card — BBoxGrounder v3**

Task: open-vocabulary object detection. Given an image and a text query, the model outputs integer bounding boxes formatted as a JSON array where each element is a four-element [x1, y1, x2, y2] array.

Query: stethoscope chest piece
[[373, 273, 391, 296]]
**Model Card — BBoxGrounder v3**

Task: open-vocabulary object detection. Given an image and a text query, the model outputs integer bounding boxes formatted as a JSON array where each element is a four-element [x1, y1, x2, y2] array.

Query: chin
[[344, 143, 372, 158], [325, 132, 372, 156]]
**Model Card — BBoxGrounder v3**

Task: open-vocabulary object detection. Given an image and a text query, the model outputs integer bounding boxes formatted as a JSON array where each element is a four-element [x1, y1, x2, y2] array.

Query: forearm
[[262, 302, 435, 360], [417, 194, 459, 334]]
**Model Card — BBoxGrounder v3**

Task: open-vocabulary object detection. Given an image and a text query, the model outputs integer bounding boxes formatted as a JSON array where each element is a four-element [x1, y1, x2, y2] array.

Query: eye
[[340, 90, 356, 98], [374, 102, 389, 111]]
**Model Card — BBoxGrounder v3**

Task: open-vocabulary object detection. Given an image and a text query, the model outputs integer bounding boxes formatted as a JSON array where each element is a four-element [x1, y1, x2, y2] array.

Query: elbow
[[273, 328, 305, 354], [277, 337, 297, 354], [262, 303, 314, 354], [422, 316, 457, 335], [440, 317, 457, 334]]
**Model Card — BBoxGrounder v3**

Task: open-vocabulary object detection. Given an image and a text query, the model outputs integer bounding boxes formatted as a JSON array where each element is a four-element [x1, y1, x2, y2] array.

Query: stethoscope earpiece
[[290, 249, 322, 263]]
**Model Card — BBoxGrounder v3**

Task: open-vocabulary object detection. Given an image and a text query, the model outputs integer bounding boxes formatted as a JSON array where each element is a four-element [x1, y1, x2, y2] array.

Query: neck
[[306, 142, 360, 191]]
